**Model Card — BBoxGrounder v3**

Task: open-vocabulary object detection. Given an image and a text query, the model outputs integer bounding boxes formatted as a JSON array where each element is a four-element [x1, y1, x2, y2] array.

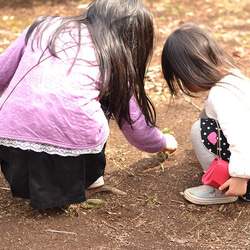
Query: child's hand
[[219, 177, 248, 197], [162, 134, 177, 155]]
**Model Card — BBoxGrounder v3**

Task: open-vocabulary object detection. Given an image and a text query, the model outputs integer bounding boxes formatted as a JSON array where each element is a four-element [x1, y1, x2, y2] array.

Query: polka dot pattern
[[200, 118, 231, 162]]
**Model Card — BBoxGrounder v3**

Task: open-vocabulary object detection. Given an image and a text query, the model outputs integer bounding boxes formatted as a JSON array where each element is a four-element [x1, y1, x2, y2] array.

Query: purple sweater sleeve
[[0, 29, 27, 94], [116, 95, 166, 153]]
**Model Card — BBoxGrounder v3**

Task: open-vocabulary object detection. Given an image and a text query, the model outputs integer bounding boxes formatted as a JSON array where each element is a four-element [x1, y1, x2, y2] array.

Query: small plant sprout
[[137, 193, 162, 205], [158, 127, 172, 159]]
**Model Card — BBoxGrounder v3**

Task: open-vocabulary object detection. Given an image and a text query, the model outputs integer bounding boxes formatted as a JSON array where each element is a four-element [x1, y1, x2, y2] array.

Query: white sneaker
[[87, 176, 104, 189], [184, 185, 238, 205]]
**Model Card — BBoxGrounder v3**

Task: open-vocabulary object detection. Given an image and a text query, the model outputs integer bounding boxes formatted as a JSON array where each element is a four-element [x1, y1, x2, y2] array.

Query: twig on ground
[[131, 212, 144, 222], [179, 92, 202, 111], [46, 229, 77, 235], [102, 220, 118, 231], [142, 165, 161, 173], [86, 185, 127, 196], [0, 187, 10, 191], [170, 199, 184, 204], [187, 218, 213, 233]]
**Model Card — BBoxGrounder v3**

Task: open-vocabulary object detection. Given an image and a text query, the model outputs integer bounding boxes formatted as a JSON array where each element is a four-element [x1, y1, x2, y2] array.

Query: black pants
[[0, 145, 106, 209]]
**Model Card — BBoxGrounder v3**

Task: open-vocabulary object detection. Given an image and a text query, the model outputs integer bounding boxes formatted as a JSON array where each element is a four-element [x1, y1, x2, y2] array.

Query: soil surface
[[0, 0, 250, 249]]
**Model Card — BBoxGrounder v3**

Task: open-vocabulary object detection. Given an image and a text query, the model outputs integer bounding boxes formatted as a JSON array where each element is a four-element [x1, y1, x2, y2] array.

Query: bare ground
[[0, 0, 250, 249]]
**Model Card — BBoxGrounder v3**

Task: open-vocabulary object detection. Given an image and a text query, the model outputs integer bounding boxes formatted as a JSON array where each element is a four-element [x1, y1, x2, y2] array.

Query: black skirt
[[0, 145, 106, 210]]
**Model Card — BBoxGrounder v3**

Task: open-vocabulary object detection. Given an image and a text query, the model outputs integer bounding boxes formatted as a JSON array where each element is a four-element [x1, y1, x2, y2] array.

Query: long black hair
[[25, 0, 155, 128], [161, 23, 237, 97]]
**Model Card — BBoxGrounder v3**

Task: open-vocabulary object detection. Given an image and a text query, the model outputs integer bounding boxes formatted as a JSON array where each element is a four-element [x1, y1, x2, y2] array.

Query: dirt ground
[[0, 0, 250, 249]]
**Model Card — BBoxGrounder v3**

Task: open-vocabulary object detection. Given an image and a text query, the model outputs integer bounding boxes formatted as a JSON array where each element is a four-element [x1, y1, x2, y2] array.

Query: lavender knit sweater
[[0, 20, 166, 156]]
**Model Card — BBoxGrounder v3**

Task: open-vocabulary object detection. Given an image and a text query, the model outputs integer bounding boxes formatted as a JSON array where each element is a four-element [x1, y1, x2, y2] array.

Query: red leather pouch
[[202, 157, 229, 189]]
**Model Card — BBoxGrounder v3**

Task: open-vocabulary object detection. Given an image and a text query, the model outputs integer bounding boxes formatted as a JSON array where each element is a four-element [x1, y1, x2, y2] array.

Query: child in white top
[[161, 23, 250, 205]]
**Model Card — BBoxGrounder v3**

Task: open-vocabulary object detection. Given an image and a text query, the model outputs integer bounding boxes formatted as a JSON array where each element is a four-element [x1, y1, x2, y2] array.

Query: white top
[[205, 70, 250, 178]]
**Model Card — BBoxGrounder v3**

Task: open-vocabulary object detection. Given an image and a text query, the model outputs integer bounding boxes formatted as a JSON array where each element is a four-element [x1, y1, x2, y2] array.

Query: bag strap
[[214, 120, 221, 158]]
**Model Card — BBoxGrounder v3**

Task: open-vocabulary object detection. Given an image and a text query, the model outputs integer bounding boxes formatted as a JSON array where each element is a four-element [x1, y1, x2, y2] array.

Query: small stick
[[102, 221, 118, 231], [131, 212, 144, 222], [86, 185, 127, 196], [47, 229, 77, 235], [143, 166, 161, 173], [170, 199, 184, 204], [179, 92, 202, 111], [187, 218, 208, 233]]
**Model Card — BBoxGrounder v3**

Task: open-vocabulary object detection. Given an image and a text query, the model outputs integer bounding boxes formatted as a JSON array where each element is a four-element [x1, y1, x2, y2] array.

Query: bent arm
[[115, 95, 167, 153]]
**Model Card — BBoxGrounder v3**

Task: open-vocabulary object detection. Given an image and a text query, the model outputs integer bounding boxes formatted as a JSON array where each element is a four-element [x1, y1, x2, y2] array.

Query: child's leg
[[84, 144, 106, 189], [184, 118, 238, 205], [191, 118, 231, 171], [190, 120, 216, 172]]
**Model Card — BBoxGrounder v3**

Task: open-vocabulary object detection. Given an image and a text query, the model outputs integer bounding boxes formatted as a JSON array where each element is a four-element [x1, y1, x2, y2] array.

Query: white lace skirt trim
[[0, 138, 107, 157]]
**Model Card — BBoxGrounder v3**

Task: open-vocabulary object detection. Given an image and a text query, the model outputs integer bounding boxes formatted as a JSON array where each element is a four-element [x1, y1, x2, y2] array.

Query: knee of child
[[190, 119, 200, 144]]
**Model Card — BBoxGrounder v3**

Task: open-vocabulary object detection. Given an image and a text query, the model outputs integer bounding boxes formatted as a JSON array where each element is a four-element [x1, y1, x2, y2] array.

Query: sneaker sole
[[184, 190, 238, 205], [87, 183, 104, 189], [87, 176, 104, 190]]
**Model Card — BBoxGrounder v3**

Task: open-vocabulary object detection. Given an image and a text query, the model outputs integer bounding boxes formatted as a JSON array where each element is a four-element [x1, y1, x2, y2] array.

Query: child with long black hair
[[161, 23, 250, 205], [0, 0, 177, 209]]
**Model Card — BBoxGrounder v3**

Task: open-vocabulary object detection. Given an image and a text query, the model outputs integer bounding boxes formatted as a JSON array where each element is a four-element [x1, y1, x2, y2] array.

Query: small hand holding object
[[219, 177, 248, 197], [162, 133, 178, 155]]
